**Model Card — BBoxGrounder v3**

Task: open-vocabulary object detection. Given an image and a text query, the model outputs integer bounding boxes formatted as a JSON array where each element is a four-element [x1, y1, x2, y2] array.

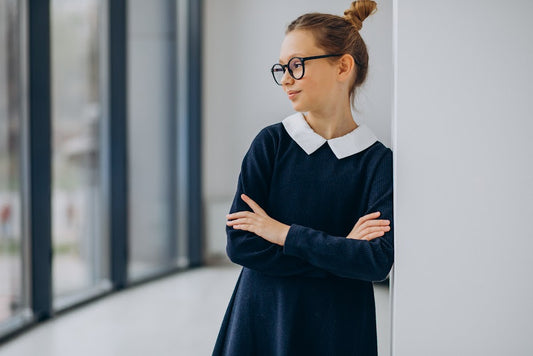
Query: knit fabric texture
[[213, 121, 394, 356]]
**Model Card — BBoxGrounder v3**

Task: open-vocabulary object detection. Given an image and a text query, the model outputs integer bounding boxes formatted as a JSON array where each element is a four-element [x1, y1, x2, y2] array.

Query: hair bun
[[343, 0, 377, 31]]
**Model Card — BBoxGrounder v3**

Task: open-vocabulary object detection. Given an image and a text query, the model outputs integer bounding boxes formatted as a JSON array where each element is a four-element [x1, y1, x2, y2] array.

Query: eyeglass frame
[[270, 54, 344, 85]]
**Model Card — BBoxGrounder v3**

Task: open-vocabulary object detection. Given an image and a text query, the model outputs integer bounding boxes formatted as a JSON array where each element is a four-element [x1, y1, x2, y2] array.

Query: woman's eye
[[290, 61, 303, 71]]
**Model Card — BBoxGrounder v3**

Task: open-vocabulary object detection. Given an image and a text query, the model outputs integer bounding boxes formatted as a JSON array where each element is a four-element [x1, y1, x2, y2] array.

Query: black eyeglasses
[[270, 54, 343, 85]]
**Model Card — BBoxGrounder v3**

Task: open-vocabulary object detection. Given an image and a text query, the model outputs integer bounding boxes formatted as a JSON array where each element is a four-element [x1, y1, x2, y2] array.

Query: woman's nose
[[281, 69, 294, 86]]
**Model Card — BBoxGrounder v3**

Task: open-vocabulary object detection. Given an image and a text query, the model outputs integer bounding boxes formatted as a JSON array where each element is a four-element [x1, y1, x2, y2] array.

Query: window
[[0, 0, 32, 334], [50, 0, 110, 306], [0, 0, 202, 342], [127, 0, 180, 280]]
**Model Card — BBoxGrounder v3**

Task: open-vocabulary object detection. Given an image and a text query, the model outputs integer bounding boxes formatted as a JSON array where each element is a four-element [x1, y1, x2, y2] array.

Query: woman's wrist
[[276, 223, 290, 246]]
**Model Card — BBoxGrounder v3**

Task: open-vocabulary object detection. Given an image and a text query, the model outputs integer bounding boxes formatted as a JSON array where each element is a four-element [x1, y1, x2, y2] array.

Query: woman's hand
[[226, 194, 290, 246], [347, 212, 390, 241]]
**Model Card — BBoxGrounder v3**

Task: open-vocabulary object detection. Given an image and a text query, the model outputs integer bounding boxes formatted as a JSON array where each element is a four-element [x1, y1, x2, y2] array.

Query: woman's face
[[278, 30, 340, 113]]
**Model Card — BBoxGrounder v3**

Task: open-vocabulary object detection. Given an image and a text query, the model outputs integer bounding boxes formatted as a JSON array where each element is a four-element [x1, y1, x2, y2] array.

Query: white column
[[392, 1, 533, 355]]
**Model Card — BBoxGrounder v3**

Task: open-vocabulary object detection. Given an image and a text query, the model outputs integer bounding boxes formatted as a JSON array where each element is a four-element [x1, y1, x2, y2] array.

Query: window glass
[[51, 0, 110, 301], [127, 0, 177, 280], [0, 0, 30, 331]]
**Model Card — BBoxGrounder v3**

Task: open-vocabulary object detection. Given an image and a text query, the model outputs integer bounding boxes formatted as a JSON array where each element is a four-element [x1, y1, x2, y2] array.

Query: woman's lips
[[287, 90, 301, 100]]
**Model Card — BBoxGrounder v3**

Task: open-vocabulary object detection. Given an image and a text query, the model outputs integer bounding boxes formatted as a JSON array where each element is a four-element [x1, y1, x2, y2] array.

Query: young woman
[[213, 1, 393, 354]]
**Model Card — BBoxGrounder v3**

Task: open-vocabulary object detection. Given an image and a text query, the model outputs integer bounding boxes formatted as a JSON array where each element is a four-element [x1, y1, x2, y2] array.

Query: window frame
[[0, 0, 204, 343]]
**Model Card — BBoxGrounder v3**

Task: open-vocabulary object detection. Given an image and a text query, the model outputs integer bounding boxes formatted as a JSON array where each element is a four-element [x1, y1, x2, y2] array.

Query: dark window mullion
[[187, 0, 203, 267], [28, 0, 52, 321], [109, 0, 128, 290]]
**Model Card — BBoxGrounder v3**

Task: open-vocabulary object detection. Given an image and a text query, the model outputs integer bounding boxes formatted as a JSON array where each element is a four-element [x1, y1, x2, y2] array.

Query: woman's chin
[[290, 101, 306, 112]]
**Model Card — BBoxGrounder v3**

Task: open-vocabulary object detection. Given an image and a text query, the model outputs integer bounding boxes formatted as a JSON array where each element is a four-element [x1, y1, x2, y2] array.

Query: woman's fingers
[[362, 231, 386, 241], [225, 199, 288, 246], [348, 229, 387, 241], [351, 215, 389, 234], [354, 211, 381, 228], [347, 212, 391, 240], [240, 194, 266, 215], [226, 211, 253, 220], [360, 219, 390, 229], [227, 216, 257, 233], [360, 225, 390, 236], [361, 211, 381, 220], [347, 226, 389, 240], [226, 217, 252, 226], [232, 224, 252, 231]]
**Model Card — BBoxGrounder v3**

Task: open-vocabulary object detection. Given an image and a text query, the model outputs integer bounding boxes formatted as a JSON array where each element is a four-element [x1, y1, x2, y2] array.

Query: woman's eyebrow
[[278, 53, 306, 64]]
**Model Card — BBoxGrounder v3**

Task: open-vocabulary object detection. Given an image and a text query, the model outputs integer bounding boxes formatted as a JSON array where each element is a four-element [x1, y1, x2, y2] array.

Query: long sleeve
[[282, 150, 394, 281], [215, 120, 387, 356], [226, 128, 329, 278]]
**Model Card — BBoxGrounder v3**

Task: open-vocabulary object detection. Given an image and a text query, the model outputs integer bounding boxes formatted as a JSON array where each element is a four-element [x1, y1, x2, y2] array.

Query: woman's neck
[[304, 104, 358, 140]]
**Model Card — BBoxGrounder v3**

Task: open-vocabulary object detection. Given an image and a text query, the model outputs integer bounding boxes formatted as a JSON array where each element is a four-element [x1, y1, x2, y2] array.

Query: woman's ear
[[337, 54, 355, 82]]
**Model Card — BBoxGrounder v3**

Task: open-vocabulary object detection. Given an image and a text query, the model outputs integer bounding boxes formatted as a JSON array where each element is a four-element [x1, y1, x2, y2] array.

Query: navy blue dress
[[213, 114, 394, 356]]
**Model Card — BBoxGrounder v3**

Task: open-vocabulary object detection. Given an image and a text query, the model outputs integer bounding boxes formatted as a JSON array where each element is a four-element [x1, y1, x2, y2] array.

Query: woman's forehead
[[279, 30, 319, 62]]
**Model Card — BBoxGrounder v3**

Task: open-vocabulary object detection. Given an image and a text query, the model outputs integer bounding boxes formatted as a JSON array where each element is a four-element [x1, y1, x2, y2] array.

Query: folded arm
[[225, 129, 330, 278], [226, 129, 394, 281]]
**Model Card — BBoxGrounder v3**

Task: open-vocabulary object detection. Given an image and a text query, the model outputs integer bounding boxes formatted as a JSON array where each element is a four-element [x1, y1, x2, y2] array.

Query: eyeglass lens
[[271, 57, 304, 85]]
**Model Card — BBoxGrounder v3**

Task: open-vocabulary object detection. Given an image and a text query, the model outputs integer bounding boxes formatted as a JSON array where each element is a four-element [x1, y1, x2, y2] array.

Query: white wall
[[392, 1, 533, 355], [203, 0, 393, 258]]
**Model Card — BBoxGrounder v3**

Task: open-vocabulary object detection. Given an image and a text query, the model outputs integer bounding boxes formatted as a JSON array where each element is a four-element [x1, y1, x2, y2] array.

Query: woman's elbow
[[372, 258, 393, 282], [225, 240, 241, 265]]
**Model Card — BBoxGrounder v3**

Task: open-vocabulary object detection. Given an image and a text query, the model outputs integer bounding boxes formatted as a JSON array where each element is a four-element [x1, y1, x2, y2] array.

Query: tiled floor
[[0, 266, 390, 356]]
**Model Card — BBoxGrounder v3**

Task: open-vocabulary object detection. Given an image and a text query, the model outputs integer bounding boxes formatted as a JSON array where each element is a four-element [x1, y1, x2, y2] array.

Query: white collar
[[282, 112, 377, 159]]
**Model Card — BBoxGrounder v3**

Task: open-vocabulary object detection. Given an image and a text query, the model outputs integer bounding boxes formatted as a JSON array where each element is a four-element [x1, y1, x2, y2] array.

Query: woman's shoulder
[[359, 141, 393, 178], [362, 140, 392, 165], [243, 121, 286, 163], [256, 122, 284, 139], [367, 140, 392, 156], [249, 118, 289, 149]]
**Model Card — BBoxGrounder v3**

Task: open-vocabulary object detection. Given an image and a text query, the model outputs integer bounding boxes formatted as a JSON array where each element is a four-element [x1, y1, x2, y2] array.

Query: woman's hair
[[286, 0, 377, 106]]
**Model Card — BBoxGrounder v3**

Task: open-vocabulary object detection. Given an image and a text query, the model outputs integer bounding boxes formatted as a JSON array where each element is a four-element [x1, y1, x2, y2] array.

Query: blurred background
[[0, 0, 391, 353], [0, 0, 393, 354], [1, 0, 533, 355]]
